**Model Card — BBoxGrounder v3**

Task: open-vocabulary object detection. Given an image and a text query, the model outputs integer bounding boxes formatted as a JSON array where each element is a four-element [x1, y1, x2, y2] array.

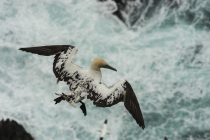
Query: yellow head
[[91, 58, 117, 72]]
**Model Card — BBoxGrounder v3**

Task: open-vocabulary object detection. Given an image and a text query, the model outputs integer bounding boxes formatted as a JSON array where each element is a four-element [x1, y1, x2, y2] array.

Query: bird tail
[[19, 45, 73, 56]]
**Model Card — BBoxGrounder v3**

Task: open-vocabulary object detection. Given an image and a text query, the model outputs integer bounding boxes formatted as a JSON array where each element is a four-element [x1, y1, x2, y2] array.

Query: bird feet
[[54, 93, 87, 116], [54, 93, 76, 107]]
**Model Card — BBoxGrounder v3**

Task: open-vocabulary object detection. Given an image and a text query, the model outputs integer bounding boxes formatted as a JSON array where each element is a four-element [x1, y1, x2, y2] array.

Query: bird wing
[[19, 45, 84, 90], [19, 45, 70, 56], [85, 79, 145, 129]]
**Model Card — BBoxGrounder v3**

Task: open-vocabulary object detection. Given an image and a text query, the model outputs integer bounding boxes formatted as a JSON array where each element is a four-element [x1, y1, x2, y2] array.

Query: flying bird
[[98, 119, 109, 140], [19, 45, 145, 129]]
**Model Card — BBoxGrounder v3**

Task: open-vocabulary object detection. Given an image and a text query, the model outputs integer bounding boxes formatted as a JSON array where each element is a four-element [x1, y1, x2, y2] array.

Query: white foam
[[0, 0, 210, 140]]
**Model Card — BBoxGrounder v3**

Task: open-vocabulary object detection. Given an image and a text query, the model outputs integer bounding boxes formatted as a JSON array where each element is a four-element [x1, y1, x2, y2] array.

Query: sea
[[0, 0, 210, 140]]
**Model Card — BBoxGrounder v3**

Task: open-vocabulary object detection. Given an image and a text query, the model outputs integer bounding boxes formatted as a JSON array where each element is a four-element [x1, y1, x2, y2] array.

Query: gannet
[[19, 45, 145, 129], [98, 119, 109, 140]]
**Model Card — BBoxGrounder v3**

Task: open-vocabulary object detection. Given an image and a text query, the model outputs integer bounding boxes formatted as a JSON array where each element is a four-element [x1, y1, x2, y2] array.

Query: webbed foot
[[54, 93, 72, 104], [54, 96, 65, 104]]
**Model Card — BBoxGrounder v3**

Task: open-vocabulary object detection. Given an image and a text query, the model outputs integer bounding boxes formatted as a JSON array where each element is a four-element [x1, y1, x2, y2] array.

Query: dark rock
[[0, 119, 34, 140], [98, 0, 180, 27], [97, 0, 210, 29]]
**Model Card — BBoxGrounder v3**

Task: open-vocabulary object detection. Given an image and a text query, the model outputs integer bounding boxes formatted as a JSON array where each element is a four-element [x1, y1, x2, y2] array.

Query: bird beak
[[103, 65, 117, 72]]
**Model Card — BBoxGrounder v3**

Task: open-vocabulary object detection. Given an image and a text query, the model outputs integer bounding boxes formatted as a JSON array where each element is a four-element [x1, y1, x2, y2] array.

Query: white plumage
[[99, 119, 109, 140], [19, 45, 145, 129]]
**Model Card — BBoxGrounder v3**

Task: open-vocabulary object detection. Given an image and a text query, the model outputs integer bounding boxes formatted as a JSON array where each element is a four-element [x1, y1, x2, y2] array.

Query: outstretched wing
[[19, 45, 70, 56], [19, 45, 83, 90], [124, 81, 145, 129], [86, 80, 145, 129]]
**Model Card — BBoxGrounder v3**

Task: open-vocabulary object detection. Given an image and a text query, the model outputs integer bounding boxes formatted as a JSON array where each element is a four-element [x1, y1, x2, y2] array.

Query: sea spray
[[0, 0, 210, 140]]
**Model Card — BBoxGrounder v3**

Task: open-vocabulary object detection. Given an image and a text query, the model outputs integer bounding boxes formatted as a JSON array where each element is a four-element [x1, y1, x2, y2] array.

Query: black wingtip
[[124, 81, 145, 130], [19, 45, 72, 56], [19, 47, 29, 53], [164, 137, 168, 140], [104, 119, 108, 124]]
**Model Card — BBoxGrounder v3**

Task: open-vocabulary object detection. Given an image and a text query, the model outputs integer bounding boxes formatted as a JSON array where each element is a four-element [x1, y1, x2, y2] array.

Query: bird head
[[91, 58, 117, 72]]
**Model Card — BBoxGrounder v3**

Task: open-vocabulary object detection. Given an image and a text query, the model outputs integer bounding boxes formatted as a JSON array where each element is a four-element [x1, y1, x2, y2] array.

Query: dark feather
[[19, 45, 73, 56], [104, 119, 107, 124], [124, 81, 145, 129], [79, 101, 87, 116], [54, 96, 65, 104]]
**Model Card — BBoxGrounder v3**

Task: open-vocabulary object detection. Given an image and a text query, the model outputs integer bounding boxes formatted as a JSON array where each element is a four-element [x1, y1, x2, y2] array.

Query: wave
[[0, 0, 210, 140], [99, 0, 210, 30]]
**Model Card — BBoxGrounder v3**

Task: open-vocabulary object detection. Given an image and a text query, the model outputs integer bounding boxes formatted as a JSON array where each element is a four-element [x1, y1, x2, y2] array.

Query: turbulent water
[[0, 0, 210, 140]]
